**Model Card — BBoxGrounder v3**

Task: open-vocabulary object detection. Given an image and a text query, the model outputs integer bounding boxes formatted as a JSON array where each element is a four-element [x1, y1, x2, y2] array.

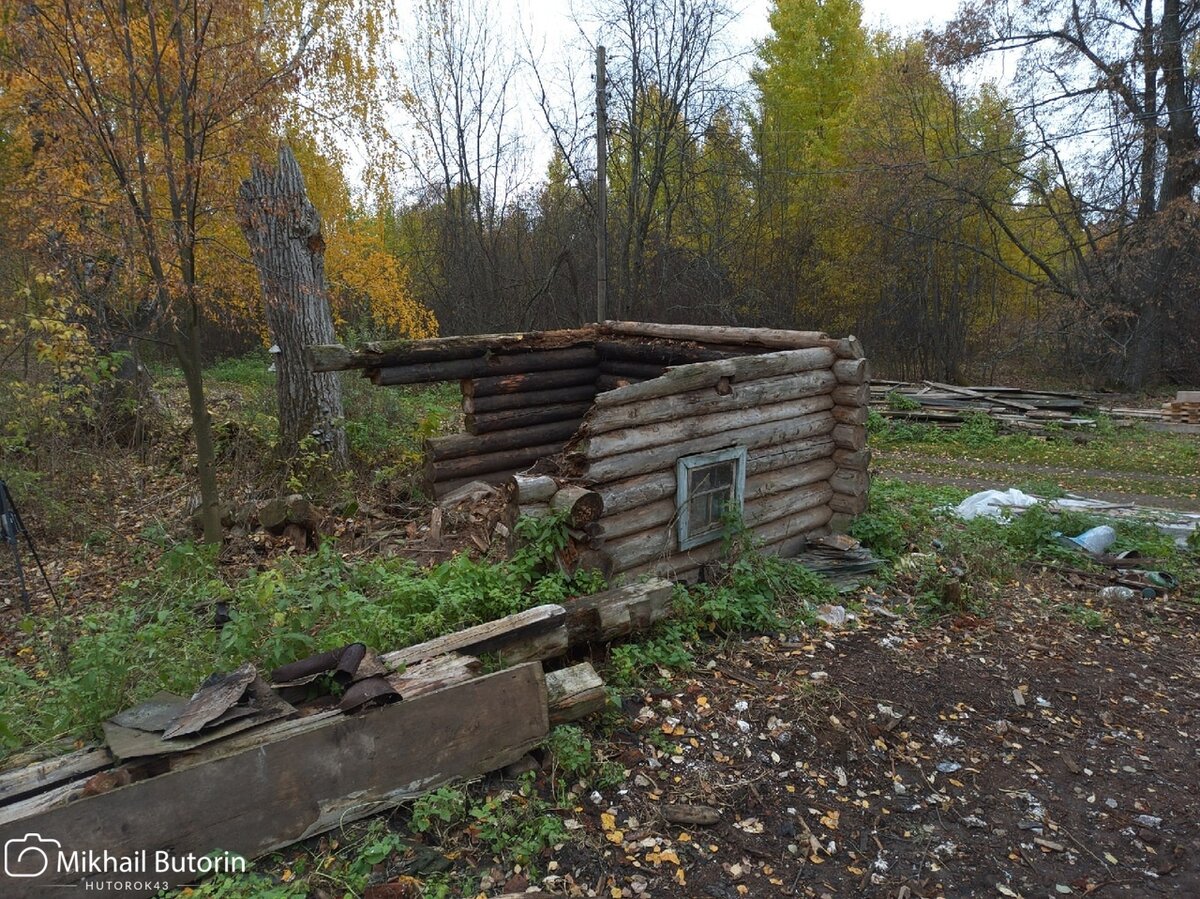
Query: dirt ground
[[432, 576, 1200, 899]]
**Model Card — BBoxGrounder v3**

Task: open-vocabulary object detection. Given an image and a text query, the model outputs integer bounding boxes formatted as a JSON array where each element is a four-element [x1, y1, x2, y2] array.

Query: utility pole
[[595, 44, 608, 323]]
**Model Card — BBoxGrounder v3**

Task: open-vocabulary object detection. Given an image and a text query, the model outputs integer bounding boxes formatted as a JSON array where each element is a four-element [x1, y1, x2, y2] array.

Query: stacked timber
[[829, 348, 871, 523], [869, 380, 1094, 431], [1162, 391, 1200, 423], [505, 474, 611, 578], [559, 345, 867, 581]]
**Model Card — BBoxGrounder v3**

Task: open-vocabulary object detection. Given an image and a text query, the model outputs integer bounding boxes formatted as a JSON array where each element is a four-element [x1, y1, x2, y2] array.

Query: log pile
[[870, 380, 1093, 431], [0, 579, 674, 898]]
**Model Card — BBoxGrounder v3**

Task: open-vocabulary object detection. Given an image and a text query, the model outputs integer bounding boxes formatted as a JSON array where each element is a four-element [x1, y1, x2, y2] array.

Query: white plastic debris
[[953, 488, 1040, 520]]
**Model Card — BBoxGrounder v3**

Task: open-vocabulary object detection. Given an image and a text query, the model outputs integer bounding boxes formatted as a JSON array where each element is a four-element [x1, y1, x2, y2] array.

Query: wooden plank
[[591, 347, 836, 408], [546, 663, 608, 724], [601, 321, 827, 348], [0, 746, 113, 807], [308, 328, 597, 372], [463, 384, 597, 414], [580, 370, 836, 436], [373, 348, 599, 386], [0, 665, 549, 897], [381, 605, 568, 670]]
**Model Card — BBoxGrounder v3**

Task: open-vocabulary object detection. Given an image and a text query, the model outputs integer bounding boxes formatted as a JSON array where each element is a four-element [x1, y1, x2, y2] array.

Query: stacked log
[[828, 349, 871, 524], [505, 474, 611, 576], [558, 347, 844, 577]]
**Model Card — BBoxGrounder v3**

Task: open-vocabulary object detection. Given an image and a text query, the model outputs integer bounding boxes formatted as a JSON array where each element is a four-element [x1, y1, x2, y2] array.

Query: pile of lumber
[[0, 579, 674, 898], [1161, 390, 1200, 423], [871, 380, 1094, 430]]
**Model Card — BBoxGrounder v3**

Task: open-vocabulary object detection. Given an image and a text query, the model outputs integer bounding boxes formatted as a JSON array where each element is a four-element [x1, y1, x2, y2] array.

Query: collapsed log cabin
[[309, 322, 871, 581]]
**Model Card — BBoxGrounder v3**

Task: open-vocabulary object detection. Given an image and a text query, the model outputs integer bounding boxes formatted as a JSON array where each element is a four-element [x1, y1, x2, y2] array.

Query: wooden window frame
[[675, 446, 747, 551]]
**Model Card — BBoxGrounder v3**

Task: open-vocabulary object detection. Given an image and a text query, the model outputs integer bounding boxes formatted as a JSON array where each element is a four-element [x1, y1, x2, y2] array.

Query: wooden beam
[[425, 441, 569, 485], [373, 347, 599, 386], [561, 578, 675, 644], [466, 402, 594, 435], [595, 339, 729, 365], [601, 321, 827, 348], [425, 420, 582, 462], [0, 746, 113, 807], [0, 665, 550, 897], [463, 384, 596, 414], [591, 347, 836, 408], [546, 663, 608, 724], [463, 367, 600, 398], [381, 605, 568, 670], [307, 328, 597, 372]]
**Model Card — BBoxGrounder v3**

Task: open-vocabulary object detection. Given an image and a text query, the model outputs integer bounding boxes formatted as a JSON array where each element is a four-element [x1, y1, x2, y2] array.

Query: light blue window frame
[[675, 446, 747, 550]]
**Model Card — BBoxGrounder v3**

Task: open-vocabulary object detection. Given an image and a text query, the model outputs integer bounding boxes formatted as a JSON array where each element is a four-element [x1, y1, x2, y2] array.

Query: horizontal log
[[546, 663, 608, 724], [831, 382, 870, 406], [463, 367, 601, 398], [517, 502, 551, 518], [373, 347, 599, 386], [575, 410, 835, 484], [833, 404, 868, 426], [510, 473, 559, 503], [830, 468, 869, 496], [832, 447, 871, 469], [829, 491, 868, 515], [433, 470, 527, 499], [595, 339, 728, 365], [574, 393, 834, 460], [592, 347, 836, 408], [426, 420, 582, 462], [581, 370, 837, 436], [561, 578, 674, 644], [610, 491, 833, 573], [602, 321, 827, 349], [466, 401, 593, 435], [832, 358, 868, 385], [599, 359, 667, 380], [623, 506, 833, 582], [382, 605, 568, 670], [0, 665, 549, 897], [604, 458, 836, 540], [308, 328, 597, 372], [832, 423, 867, 451], [596, 374, 643, 392], [426, 441, 569, 483], [463, 384, 597, 414]]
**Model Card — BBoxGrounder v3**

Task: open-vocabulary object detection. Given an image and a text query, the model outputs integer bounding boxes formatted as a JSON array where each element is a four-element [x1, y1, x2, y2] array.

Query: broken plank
[[0, 664, 549, 897], [561, 579, 674, 645], [381, 605, 568, 670], [0, 745, 113, 807], [546, 663, 608, 724]]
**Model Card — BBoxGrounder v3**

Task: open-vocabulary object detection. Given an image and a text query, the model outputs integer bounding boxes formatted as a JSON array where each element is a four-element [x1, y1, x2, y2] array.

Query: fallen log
[[462, 367, 600, 398], [463, 383, 597, 414], [580, 370, 837, 436], [574, 410, 836, 484], [381, 604, 568, 670], [373, 347, 599, 386], [591, 347, 836, 407], [546, 663, 608, 724], [0, 665, 550, 898], [509, 473, 559, 503], [601, 320, 827, 349], [466, 401, 593, 435], [561, 578, 674, 644], [308, 328, 597, 372], [571, 394, 834, 461]]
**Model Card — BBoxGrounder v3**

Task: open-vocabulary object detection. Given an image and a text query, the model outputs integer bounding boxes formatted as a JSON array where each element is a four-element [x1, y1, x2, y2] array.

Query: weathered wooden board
[[0, 746, 113, 807], [561, 578, 674, 644], [381, 605, 568, 670], [0, 664, 549, 898], [546, 663, 608, 724]]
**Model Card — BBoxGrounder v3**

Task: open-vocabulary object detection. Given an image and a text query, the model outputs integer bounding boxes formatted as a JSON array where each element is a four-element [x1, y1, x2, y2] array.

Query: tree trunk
[[237, 144, 347, 467]]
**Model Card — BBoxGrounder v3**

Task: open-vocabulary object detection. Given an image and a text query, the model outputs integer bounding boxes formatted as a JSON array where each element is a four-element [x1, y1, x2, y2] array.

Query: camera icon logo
[[5, 833, 61, 878]]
